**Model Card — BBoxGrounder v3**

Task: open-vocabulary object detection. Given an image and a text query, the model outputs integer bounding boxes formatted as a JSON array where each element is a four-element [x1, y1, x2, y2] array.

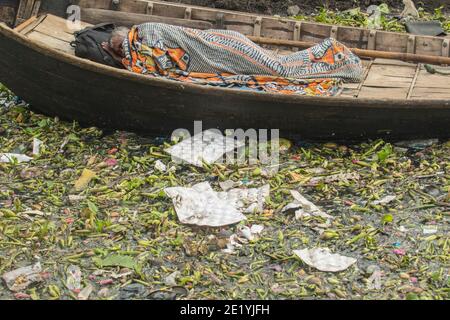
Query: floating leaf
[[74, 168, 96, 191], [382, 214, 393, 223], [93, 255, 137, 269]]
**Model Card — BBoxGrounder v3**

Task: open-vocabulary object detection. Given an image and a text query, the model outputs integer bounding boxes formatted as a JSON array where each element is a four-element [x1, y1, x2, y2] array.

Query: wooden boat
[[0, 0, 449, 140]]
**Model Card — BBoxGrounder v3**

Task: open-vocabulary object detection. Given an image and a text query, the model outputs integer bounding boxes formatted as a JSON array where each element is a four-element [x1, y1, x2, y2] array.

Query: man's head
[[108, 26, 130, 57]]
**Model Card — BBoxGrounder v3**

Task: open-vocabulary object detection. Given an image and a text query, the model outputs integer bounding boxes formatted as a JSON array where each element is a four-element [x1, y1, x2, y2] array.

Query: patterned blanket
[[122, 23, 364, 96]]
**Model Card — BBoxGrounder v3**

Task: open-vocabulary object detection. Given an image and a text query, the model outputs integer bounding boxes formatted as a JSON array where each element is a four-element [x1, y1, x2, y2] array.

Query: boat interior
[[11, 9, 450, 100]]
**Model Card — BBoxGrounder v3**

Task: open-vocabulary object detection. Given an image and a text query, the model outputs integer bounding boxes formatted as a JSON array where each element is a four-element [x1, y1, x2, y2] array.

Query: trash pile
[[0, 86, 449, 300]]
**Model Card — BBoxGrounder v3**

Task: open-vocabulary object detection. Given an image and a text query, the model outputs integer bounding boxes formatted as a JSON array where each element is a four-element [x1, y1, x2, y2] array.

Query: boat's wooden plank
[[372, 58, 417, 67], [300, 23, 331, 43], [191, 10, 255, 27], [16, 14, 45, 35], [153, 2, 193, 19], [80, 8, 213, 30], [261, 18, 294, 40], [364, 74, 412, 88], [31, 0, 41, 17], [115, 0, 148, 13], [414, 70, 450, 88], [410, 87, 450, 99], [340, 89, 358, 98], [362, 62, 416, 90], [27, 30, 74, 53], [368, 64, 416, 78], [226, 24, 254, 35], [415, 36, 443, 56], [23, 0, 37, 19], [34, 19, 76, 42], [358, 86, 409, 99], [15, 0, 32, 23], [261, 28, 293, 40], [374, 31, 408, 53], [44, 13, 90, 34], [341, 82, 359, 98], [14, 14, 38, 32], [77, 0, 112, 10], [336, 27, 369, 49]]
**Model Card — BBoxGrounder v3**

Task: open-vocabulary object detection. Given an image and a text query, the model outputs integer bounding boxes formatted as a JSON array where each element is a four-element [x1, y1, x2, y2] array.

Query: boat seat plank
[[27, 30, 75, 54], [372, 58, 417, 67], [364, 75, 413, 88], [43, 14, 90, 34], [368, 64, 416, 78], [22, 14, 92, 55], [34, 20, 78, 43], [410, 65, 450, 98], [361, 62, 416, 91], [358, 86, 409, 99], [411, 87, 450, 98], [414, 70, 450, 88], [15, 15, 44, 35]]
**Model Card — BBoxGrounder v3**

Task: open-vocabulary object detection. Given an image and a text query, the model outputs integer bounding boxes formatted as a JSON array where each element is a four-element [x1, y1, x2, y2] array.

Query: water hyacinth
[[0, 73, 449, 300]]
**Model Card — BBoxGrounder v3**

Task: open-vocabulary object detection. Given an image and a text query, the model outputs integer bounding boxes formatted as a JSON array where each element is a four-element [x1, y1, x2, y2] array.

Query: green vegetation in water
[[0, 55, 449, 300], [293, 5, 450, 33]]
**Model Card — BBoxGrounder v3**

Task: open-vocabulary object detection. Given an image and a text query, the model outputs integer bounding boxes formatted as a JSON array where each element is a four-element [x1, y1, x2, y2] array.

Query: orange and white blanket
[[122, 23, 364, 96]]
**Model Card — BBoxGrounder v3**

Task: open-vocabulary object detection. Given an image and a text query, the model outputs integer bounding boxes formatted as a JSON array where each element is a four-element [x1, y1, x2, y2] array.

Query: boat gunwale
[[1, 19, 450, 109], [79, 0, 450, 45]]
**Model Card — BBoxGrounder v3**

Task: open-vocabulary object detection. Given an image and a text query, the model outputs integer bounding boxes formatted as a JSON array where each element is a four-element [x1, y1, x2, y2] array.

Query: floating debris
[[0, 153, 32, 163], [282, 190, 333, 219], [309, 172, 359, 185], [2, 263, 44, 292], [219, 180, 240, 191], [367, 267, 383, 290], [154, 160, 167, 172], [372, 195, 397, 205], [164, 271, 181, 287], [0, 82, 449, 300], [393, 249, 406, 256], [118, 283, 148, 300], [66, 265, 82, 292], [165, 182, 247, 227], [77, 284, 94, 300], [238, 224, 265, 241], [422, 225, 438, 235], [74, 168, 96, 191], [68, 194, 86, 204], [32, 138, 43, 155], [293, 248, 357, 272], [217, 184, 270, 214], [165, 130, 244, 167]]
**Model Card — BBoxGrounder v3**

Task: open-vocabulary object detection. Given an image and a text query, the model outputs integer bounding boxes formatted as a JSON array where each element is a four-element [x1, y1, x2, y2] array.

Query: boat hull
[[0, 26, 449, 141]]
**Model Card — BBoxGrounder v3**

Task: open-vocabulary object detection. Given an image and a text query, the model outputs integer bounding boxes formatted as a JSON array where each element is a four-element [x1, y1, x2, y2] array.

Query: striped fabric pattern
[[122, 23, 364, 95], [133, 23, 364, 82]]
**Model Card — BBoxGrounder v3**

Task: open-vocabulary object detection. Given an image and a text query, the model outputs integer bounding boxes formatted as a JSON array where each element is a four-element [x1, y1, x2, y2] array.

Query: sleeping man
[[102, 23, 363, 96]]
